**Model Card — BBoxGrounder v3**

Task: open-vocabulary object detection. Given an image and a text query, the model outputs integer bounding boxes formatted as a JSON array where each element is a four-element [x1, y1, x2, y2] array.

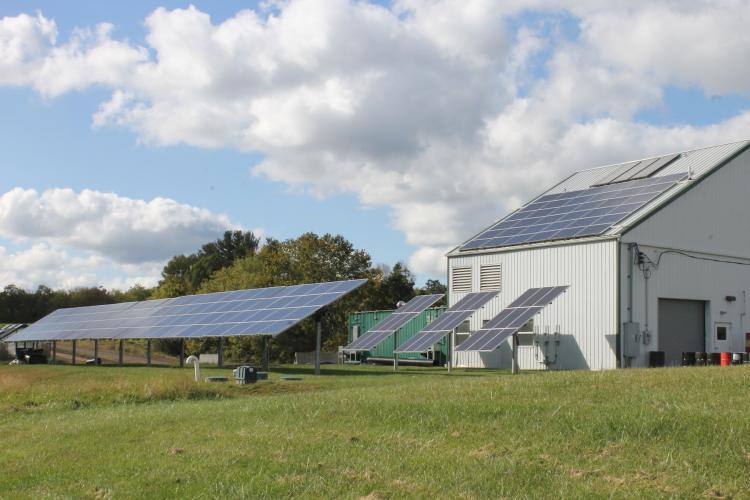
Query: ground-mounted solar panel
[[455, 286, 568, 352], [0, 324, 26, 341], [344, 294, 444, 351], [394, 291, 497, 353], [6, 279, 367, 342], [461, 174, 686, 251]]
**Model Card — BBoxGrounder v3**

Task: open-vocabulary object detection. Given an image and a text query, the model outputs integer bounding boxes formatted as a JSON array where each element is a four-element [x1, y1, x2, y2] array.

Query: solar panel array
[[455, 286, 568, 352], [7, 280, 367, 342], [344, 294, 444, 351], [460, 173, 686, 251], [394, 291, 497, 353], [592, 153, 680, 186]]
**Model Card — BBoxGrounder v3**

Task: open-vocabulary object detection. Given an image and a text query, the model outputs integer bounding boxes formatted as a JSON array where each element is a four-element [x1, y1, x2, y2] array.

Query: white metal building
[[447, 140, 750, 370]]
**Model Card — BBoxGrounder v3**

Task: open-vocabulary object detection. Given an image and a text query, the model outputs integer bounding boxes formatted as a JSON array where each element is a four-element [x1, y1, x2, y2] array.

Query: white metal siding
[[448, 239, 618, 370], [623, 146, 750, 258], [620, 148, 750, 366]]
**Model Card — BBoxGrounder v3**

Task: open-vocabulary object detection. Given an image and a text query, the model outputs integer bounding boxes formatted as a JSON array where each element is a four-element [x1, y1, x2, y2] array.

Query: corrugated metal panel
[[619, 243, 750, 368], [448, 239, 618, 370], [348, 307, 447, 360]]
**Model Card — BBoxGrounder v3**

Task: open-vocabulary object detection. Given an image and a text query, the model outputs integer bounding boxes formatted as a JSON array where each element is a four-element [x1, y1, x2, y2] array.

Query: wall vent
[[479, 264, 502, 291], [452, 267, 472, 292]]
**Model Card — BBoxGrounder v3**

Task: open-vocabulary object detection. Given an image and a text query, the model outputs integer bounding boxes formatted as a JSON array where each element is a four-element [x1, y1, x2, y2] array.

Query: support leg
[[119, 339, 124, 366], [218, 337, 224, 368], [147, 339, 152, 366], [94, 339, 99, 363], [512, 333, 519, 375], [52, 341, 56, 364], [72, 340, 77, 366], [262, 336, 269, 372], [315, 319, 322, 376], [447, 331, 452, 373], [179, 339, 185, 368]]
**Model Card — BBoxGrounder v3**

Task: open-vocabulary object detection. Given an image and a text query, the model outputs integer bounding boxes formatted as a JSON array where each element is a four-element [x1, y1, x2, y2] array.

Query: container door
[[713, 322, 731, 352]]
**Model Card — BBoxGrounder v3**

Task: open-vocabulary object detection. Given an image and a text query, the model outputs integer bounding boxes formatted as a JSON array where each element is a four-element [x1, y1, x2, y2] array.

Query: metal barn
[[447, 140, 750, 370]]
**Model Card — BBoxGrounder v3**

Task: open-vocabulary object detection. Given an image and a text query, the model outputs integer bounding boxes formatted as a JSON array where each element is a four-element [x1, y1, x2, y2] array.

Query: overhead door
[[658, 299, 705, 366]]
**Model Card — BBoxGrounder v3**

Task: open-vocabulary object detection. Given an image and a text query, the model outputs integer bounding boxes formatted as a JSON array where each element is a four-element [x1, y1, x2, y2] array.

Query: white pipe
[[186, 355, 201, 383]]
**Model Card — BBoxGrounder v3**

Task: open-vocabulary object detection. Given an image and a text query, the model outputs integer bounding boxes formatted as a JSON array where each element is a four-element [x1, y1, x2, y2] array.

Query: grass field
[[1, 364, 749, 499]]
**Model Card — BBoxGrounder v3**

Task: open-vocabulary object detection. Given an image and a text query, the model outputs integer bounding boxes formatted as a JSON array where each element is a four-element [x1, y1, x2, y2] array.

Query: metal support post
[[94, 339, 99, 362], [393, 332, 398, 371], [119, 339, 124, 366], [315, 317, 322, 376], [512, 333, 519, 375], [72, 340, 77, 365], [52, 341, 56, 364], [262, 336, 269, 372], [217, 337, 224, 368], [179, 339, 185, 368], [147, 339, 152, 366], [447, 331, 452, 373]]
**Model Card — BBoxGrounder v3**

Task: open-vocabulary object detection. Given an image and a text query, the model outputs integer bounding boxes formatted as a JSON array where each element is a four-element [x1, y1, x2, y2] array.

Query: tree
[[155, 230, 261, 297], [418, 279, 447, 306]]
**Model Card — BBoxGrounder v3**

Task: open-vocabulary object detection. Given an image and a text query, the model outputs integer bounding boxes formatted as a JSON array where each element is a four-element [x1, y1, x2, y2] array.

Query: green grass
[[1, 364, 749, 499]]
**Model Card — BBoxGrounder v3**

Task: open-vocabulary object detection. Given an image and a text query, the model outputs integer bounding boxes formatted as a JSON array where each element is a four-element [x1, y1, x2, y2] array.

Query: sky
[[1, 0, 750, 291]]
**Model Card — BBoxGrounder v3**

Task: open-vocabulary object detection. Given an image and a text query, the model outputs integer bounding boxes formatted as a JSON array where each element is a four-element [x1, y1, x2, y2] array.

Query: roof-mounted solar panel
[[593, 153, 681, 186], [6, 279, 367, 342], [460, 173, 686, 251]]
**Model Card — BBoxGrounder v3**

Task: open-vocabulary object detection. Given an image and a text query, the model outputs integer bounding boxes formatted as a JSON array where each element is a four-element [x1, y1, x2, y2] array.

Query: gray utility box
[[623, 322, 641, 358], [233, 365, 258, 385]]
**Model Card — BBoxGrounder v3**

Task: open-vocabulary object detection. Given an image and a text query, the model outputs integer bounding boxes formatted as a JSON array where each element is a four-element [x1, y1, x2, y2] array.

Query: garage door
[[658, 299, 705, 366]]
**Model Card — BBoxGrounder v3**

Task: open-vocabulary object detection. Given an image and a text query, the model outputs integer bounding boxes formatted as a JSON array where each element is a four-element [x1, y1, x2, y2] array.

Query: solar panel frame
[[394, 291, 497, 353], [455, 286, 568, 352], [7, 279, 368, 342], [343, 294, 445, 351], [460, 174, 686, 251]]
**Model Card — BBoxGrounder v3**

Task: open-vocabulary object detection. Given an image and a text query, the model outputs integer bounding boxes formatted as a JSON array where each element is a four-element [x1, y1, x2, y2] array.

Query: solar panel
[[461, 174, 686, 251], [6, 279, 367, 342], [0, 324, 26, 341], [455, 286, 568, 352], [344, 294, 444, 351], [593, 153, 681, 186], [394, 291, 497, 353]]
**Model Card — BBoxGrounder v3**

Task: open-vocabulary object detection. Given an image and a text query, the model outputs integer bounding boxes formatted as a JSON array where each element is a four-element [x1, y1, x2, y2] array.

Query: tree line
[[0, 230, 446, 363]]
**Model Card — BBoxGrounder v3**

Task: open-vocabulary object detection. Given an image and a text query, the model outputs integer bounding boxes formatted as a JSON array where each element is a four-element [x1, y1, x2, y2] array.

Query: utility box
[[623, 322, 641, 358], [233, 365, 258, 385]]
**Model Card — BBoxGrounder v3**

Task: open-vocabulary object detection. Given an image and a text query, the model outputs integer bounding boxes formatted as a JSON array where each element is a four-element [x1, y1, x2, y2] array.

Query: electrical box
[[623, 322, 641, 358]]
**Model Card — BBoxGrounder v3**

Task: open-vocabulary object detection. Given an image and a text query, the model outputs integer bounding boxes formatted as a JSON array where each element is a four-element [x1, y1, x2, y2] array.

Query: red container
[[720, 352, 732, 366]]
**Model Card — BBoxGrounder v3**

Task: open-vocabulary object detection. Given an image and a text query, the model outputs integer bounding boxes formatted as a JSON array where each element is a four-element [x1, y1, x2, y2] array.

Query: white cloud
[[2, 1, 750, 276], [0, 243, 161, 290], [0, 188, 239, 264]]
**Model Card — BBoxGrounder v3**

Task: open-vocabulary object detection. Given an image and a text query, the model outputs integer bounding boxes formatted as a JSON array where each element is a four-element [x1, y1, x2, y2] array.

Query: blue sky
[[1, 1, 749, 290]]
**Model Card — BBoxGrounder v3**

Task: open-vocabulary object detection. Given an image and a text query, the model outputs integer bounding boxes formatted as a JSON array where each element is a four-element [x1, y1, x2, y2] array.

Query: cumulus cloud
[[0, 188, 238, 263], [0, 243, 162, 290], [2, 1, 750, 275]]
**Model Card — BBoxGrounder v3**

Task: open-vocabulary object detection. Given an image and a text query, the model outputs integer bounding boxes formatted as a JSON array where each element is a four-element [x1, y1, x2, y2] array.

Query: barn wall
[[448, 239, 618, 370], [621, 148, 750, 366]]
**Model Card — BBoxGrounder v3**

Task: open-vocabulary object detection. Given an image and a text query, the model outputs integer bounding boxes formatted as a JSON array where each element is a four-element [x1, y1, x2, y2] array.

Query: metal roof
[[452, 140, 750, 255]]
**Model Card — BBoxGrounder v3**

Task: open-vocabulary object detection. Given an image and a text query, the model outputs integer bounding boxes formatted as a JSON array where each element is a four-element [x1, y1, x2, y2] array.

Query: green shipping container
[[348, 306, 447, 363]]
